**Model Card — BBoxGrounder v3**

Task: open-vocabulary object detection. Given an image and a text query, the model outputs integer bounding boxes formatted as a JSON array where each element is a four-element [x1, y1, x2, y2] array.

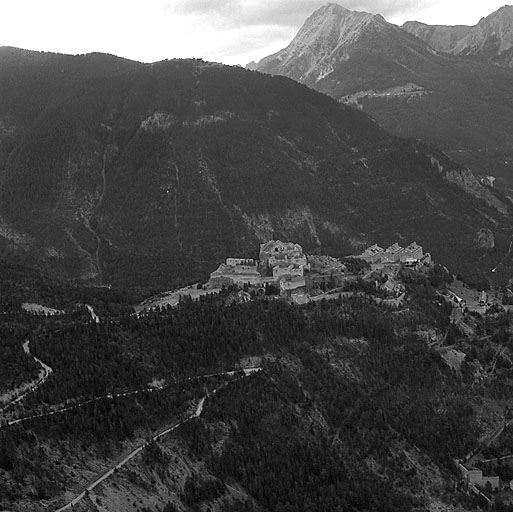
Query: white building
[[280, 276, 306, 295], [360, 244, 384, 263], [208, 263, 262, 288], [273, 264, 304, 281], [226, 258, 256, 267], [401, 242, 423, 262], [260, 240, 306, 267], [291, 292, 309, 304], [383, 243, 404, 263]]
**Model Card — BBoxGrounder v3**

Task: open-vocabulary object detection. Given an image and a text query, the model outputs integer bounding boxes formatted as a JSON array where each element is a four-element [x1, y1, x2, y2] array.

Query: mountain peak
[[250, 3, 393, 83], [488, 4, 513, 17], [317, 2, 349, 13]]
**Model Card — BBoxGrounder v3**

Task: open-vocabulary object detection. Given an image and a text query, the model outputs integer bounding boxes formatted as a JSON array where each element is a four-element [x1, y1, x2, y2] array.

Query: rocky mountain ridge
[[401, 21, 471, 53], [252, 2, 435, 90], [403, 5, 513, 67], [251, 3, 513, 193], [254, 3, 393, 85]]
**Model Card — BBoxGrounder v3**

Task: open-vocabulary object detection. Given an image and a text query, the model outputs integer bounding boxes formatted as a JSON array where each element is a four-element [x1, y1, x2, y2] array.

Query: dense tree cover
[[190, 340, 475, 512], [0, 282, 486, 510], [1, 53, 511, 288], [0, 258, 142, 313], [0, 317, 39, 392], [483, 425, 513, 460], [361, 84, 513, 187], [1, 382, 202, 453], [23, 295, 405, 405], [340, 257, 369, 273], [184, 474, 226, 506], [202, 380, 418, 511], [0, 258, 143, 395], [457, 308, 513, 398]]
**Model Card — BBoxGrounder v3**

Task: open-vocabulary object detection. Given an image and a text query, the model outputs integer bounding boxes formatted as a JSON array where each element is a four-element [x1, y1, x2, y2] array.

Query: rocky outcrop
[[429, 156, 507, 215], [474, 228, 495, 250]]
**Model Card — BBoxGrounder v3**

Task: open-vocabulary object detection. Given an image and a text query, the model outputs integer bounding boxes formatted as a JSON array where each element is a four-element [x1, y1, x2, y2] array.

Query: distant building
[[308, 255, 346, 274], [273, 264, 304, 281], [383, 243, 404, 263], [359, 241, 424, 266], [226, 258, 256, 267], [360, 244, 384, 264], [225, 290, 251, 306], [401, 242, 423, 262], [420, 253, 432, 266], [458, 463, 500, 491], [234, 264, 258, 275], [291, 291, 309, 305], [208, 262, 262, 288], [482, 474, 500, 491], [382, 278, 403, 295], [280, 276, 306, 295], [447, 290, 464, 305], [259, 240, 307, 268]]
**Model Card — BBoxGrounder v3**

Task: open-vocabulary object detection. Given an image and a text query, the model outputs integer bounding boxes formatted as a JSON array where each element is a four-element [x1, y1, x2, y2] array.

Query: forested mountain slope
[[0, 274, 488, 512], [0, 50, 511, 289], [252, 3, 513, 193]]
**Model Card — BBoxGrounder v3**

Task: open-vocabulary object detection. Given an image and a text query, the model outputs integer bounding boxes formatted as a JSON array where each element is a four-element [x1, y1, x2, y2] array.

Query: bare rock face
[[251, 2, 432, 89], [475, 228, 495, 250], [401, 21, 471, 53], [403, 6, 513, 68], [429, 156, 508, 215]]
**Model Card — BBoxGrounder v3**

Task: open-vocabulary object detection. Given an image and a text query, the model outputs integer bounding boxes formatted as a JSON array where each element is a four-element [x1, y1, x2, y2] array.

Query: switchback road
[[53, 368, 261, 512], [0, 340, 53, 413]]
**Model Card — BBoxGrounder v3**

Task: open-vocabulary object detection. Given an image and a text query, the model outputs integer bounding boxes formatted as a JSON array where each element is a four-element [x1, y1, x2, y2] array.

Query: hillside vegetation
[[253, 4, 513, 192], [0, 53, 511, 289], [0, 267, 483, 512]]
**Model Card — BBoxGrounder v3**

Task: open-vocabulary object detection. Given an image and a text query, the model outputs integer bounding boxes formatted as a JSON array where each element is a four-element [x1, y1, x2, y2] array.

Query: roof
[[260, 240, 304, 255], [283, 275, 306, 283], [362, 244, 384, 256], [385, 243, 403, 254], [406, 241, 422, 251], [383, 280, 397, 291]]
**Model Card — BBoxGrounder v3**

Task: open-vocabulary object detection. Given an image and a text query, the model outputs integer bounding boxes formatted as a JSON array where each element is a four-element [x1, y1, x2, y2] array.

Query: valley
[[3, 245, 513, 511], [3, 2, 513, 511]]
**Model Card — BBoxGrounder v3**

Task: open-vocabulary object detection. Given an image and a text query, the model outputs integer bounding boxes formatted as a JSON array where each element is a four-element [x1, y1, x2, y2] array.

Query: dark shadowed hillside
[[0, 50, 512, 289]]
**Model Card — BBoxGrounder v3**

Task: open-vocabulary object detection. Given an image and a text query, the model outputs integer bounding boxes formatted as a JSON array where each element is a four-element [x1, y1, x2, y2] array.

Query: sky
[[0, 0, 510, 66]]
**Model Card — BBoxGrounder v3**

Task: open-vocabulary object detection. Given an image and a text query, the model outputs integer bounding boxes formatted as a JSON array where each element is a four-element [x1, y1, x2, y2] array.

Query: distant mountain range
[[1, 48, 511, 288], [248, 3, 434, 92], [250, 3, 513, 193], [403, 5, 513, 68]]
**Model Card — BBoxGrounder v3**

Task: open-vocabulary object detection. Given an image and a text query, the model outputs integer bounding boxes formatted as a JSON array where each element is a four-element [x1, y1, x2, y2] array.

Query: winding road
[[0, 340, 53, 413], [1, 368, 261, 429], [85, 305, 100, 324], [2, 385, 162, 429], [53, 368, 261, 512]]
